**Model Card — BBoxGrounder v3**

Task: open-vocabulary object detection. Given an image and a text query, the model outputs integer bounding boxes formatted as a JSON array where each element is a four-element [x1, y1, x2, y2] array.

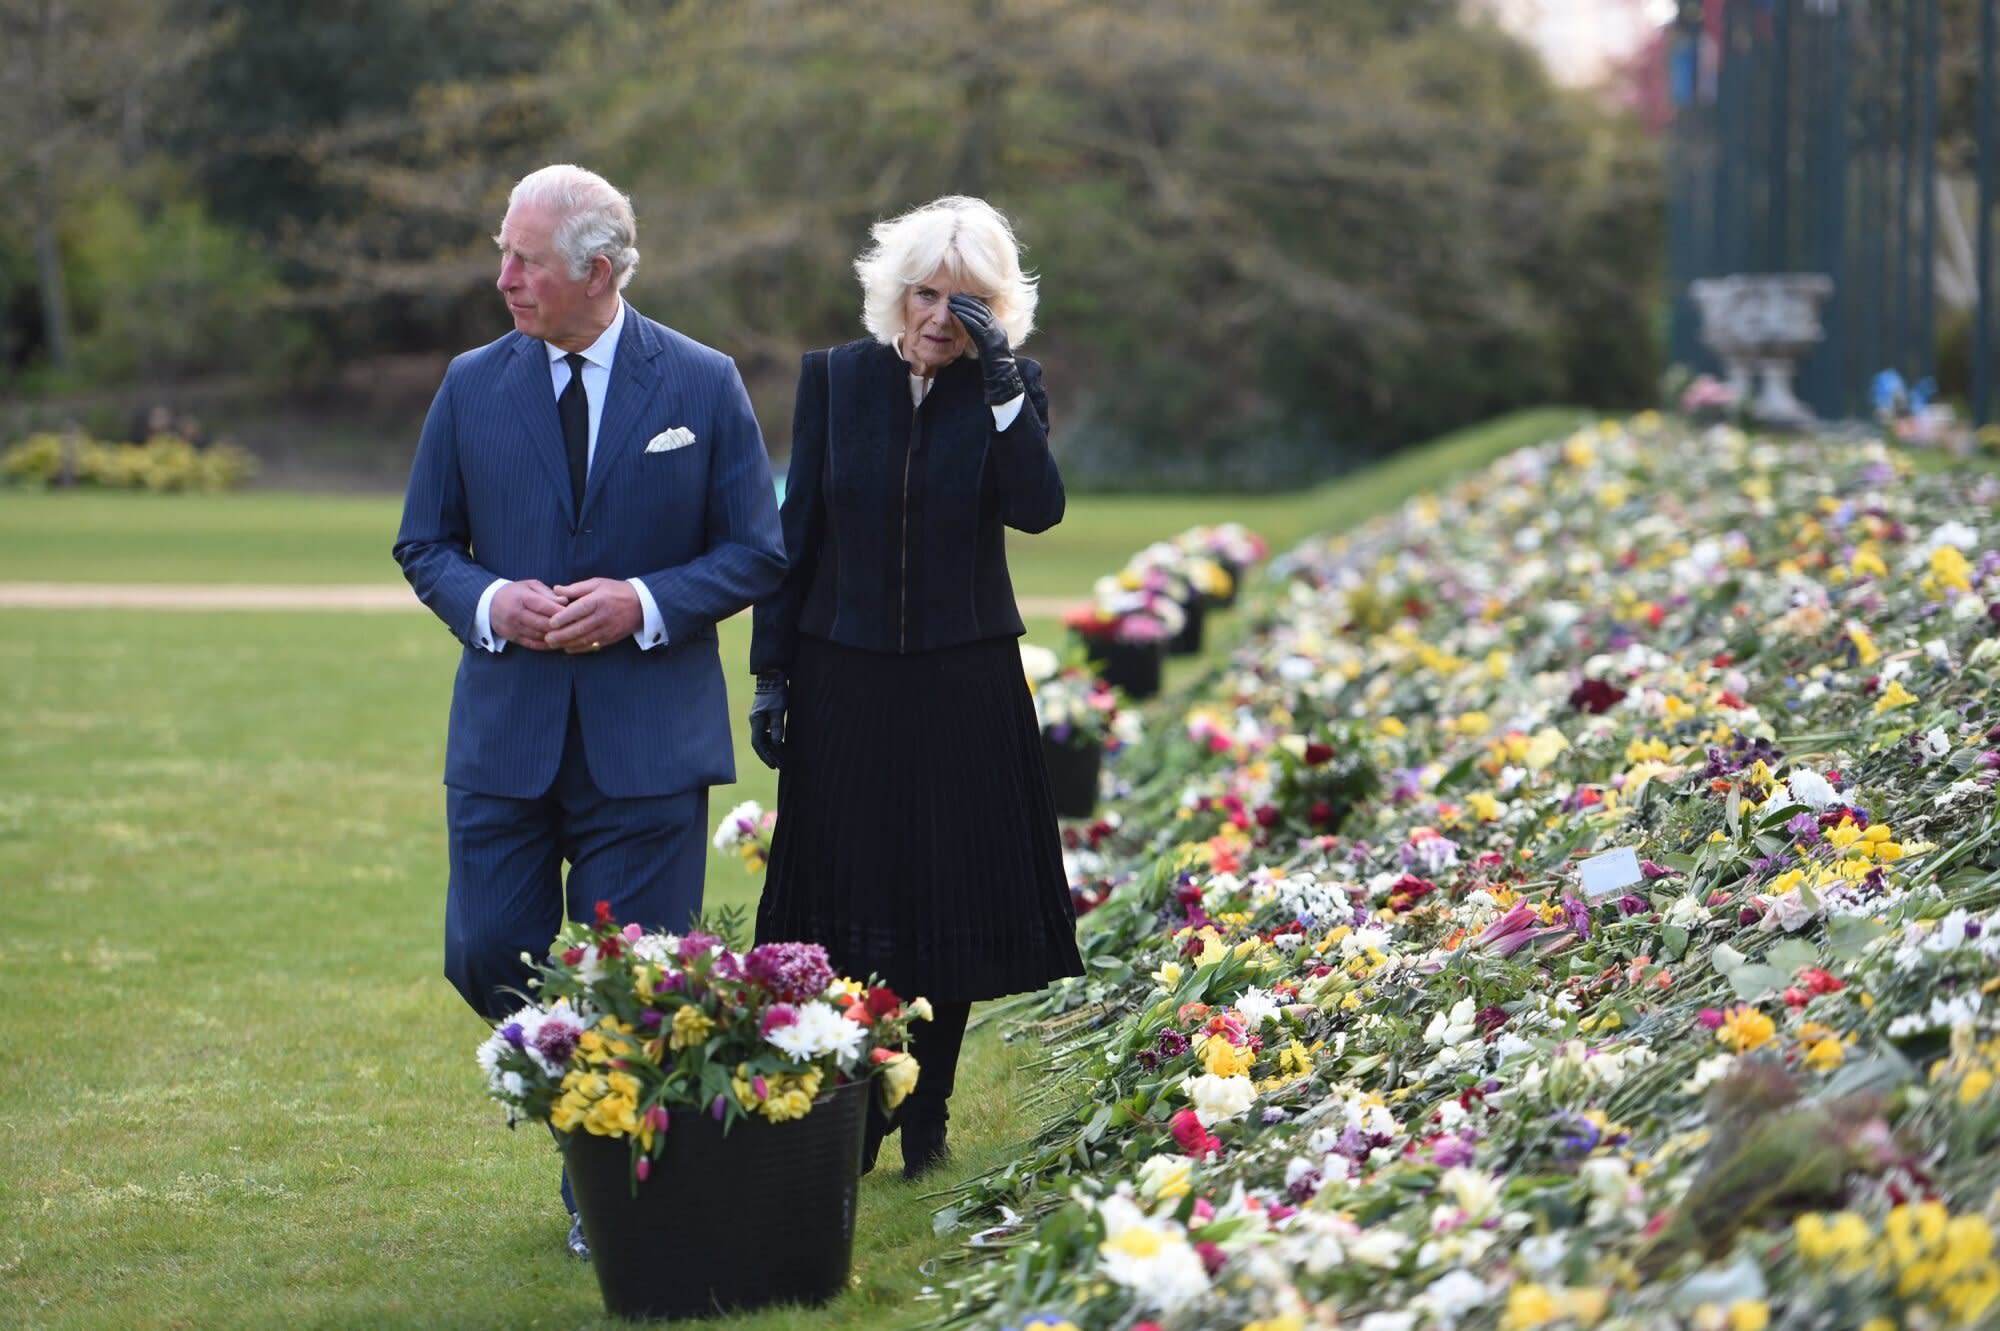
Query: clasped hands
[[491, 577, 641, 652]]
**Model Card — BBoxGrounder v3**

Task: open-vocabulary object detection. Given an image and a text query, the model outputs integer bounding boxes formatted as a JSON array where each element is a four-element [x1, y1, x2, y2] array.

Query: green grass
[[0, 406, 1580, 1329], [0, 408, 1584, 594]]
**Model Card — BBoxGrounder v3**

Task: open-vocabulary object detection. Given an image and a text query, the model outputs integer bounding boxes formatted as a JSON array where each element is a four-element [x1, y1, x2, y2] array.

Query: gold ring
[[590, 641, 602, 651]]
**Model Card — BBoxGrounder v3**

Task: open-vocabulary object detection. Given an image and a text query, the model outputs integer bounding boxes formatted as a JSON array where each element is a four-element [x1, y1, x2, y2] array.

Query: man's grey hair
[[503, 164, 640, 290], [856, 195, 1037, 349]]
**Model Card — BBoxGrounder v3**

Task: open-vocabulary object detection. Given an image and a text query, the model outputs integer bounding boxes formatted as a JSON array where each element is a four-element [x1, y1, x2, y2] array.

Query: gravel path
[[0, 582, 1083, 618]]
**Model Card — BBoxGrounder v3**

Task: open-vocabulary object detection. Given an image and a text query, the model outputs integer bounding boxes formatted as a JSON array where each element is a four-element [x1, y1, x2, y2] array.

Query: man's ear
[[587, 255, 614, 298]]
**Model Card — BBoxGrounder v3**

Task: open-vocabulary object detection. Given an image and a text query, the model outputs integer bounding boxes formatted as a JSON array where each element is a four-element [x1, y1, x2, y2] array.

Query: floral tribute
[[1022, 642, 1144, 753], [712, 799, 776, 873], [943, 415, 2000, 1329], [476, 903, 928, 1185]]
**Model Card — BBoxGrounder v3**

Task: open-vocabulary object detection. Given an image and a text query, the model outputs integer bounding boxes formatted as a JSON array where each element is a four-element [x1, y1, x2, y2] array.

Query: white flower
[[1439, 1166, 1501, 1220], [1359, 1314, 1419, 1331], [1233, 987, 1281, 1027], [1923, 519, 1979, 554], [1684, 1052, 1737, 1094], [1516, 1233, 1568, 1276], [1018, 642, 1059, 682], [764, 1002, 866, 1065], [1665, 893, 1711, 928], [1185, 1073, 1257, 1125], [1887, 992, 1984, 1038], [1417, 1269, 1493, 1327], [1758, 889, 1820, 934], [1781, 766, 1839, 810], [1425, 997, 1479, 1048], [1347, 1226, 1411, 1267], [1095, 1194, 1209, 1312], [711, 800, 764, 851]]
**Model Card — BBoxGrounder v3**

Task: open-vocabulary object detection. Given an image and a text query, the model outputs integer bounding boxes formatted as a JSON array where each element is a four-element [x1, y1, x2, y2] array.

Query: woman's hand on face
[[947, 294, 1026, 406]]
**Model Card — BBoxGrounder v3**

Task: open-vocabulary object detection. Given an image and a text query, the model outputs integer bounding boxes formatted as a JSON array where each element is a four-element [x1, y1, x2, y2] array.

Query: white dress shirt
[[473, 299, 669, 652]]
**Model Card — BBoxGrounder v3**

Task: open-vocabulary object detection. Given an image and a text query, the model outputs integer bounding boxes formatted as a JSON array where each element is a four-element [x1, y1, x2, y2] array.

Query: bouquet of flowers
[[1131, 538, 1235, 606], [476, 903, 929, 1184], [711, 799, 775, 873], [1175, 521, 1268, 570], [1064, 590, 1185, 648], [1020, 642, 1142, 753]]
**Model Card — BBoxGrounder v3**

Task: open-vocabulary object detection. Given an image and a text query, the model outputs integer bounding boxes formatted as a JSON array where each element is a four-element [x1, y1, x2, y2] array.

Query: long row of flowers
[[937, 415, 2000, 1330]]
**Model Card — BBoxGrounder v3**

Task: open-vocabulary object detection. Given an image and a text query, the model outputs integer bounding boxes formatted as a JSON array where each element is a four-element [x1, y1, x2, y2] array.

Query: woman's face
[[900, 265, 975, 377]]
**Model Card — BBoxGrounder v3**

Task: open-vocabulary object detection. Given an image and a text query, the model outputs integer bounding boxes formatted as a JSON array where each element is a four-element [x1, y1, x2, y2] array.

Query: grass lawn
[[0, 406, 1580, 1329], [0, 408, 1584, 596]]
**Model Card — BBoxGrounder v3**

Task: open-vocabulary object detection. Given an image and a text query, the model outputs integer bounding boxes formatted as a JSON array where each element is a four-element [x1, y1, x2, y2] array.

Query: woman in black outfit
[[748, 195, 1084, 1178]]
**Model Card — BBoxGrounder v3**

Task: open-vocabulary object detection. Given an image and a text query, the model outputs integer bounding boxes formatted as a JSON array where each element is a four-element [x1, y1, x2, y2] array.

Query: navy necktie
[[559, 352, 589, 519]]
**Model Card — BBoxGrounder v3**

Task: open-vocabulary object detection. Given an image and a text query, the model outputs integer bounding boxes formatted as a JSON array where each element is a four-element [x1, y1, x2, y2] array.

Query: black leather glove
[[749, 671, 787, 769], [947, 293, 1025, 406]]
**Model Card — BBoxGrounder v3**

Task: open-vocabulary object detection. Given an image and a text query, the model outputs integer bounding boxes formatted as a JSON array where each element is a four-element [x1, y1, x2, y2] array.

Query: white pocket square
[[645, 427, 698, 453]]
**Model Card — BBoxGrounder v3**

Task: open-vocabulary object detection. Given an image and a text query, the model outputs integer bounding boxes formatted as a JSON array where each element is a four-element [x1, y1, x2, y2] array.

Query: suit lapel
[[503, 335, 576, 515], [581, 309, 665, 524]]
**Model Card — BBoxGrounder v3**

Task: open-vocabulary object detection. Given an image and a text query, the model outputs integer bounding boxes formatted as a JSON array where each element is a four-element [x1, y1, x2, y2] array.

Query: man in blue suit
[[395, 164, 784, 1255]]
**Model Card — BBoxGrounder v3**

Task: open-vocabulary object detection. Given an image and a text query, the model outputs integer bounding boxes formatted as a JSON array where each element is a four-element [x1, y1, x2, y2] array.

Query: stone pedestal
[[1688, 273, 1834, 430]]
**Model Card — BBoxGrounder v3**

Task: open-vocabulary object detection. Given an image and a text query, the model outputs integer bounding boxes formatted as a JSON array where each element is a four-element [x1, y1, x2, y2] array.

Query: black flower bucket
[[1041, 734, 1101, 819], [1167, 596, 1205, 656], [1076, 635, 1163, 700], [1209, 558, 1244, 609], [563, 1078, 868, 1320]]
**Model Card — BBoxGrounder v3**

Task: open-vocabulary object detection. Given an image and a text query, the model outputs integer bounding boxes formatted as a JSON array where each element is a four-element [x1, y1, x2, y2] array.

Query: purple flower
[[533, 1019, 581, 1066], [1431, 1134, 1477, 1168], [679, 931, 723, 964], [1156, 1028, 1190, 1059], [1615, 893, 1649, 916], [1787, 812, 1821, 843], [745, 942, 836, 1004], [1639, 860, 1680, 881], [760, 1002, 800, 1037], [710, 1094, 727, 1121], [1561, 894, 1592, 940], [499, 1022, 526, 1049]]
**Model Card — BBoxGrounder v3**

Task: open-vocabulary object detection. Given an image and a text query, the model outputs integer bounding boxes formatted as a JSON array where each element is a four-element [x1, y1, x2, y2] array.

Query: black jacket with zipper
[[750, 336, 1063, 675]]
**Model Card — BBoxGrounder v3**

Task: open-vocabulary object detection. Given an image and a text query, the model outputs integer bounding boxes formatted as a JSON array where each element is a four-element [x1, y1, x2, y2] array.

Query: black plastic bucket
[[1078, 636, 1162, 699], [563, 1077, 868, 1320], [1041, 736, 1101, 819]]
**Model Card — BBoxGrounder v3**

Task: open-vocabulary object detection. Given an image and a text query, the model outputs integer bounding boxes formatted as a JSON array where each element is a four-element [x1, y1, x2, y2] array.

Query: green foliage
[[1, 429, 256, 492], [63, 191, 310, 383]]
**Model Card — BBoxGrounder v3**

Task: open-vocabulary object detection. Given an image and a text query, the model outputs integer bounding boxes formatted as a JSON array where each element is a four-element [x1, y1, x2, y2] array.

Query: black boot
[[900, 1001, 971, 1181], [860, 1095, 896, 1175]]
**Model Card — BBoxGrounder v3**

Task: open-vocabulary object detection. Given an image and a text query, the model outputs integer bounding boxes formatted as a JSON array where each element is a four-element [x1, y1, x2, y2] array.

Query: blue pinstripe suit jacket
[[394, 306, 786, 800]]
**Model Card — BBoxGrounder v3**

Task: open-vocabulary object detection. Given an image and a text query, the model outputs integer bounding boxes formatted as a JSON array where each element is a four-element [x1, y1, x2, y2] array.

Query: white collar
[[894, 336, 937, 405], [545, 298, 626, 369]]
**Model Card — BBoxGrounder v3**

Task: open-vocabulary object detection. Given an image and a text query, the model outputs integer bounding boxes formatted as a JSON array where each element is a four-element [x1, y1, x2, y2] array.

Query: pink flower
[[1697, 1008, 1725, 1029], [647, 1106, 670, 1133], [636, 1157, 650, 1182], [760, 1003, 800, 1036]]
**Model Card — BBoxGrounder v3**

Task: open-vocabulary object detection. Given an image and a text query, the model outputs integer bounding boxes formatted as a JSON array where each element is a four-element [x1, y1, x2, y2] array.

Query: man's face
[[495, 204, 602, 349]]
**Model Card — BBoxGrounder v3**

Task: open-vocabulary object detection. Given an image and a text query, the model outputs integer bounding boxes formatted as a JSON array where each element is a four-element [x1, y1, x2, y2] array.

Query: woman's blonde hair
[[855, 195, 1037, 349]]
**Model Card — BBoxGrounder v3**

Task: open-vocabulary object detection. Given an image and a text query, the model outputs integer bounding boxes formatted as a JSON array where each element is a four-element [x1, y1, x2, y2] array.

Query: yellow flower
[[1152, 960, 1184, 989], [1827, 818, 1863, 851], [1278, 1041, 1313, 1077], [1456, 710, 1493, 737], [1465, 791, 1502, 822], [1626, 737, 1671, 764], [1874, 679, 1918, 715], [1717, 1005, 1777, 1053], [669, 1005, 715, 1051], [1850, 546, 1888, 579], [1379, 716, 1407, 737], [1848, 624, 1882, 666], [878, 1051, 919, 1110], [1727, 1301, 1770, 1331], [1102, 1227, 1165, 1259], [1931, 544, 1974, 593], [1242, 1317, 1305, 1331], [1503, 1284, 1561, 1329], [1805, 1038, 1846, 1070], [1199, 1035, 1257, 1078]]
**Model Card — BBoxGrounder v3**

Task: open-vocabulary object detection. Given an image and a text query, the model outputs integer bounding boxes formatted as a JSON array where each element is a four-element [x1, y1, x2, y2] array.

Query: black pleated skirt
[[755, 634, 1084, 1003]]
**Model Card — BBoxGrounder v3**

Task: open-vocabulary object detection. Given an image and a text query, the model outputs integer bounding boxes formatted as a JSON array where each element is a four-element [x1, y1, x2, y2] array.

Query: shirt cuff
[[629, 578, 668, 649], [474, 578, 508, 653], [991, 394, 1025, 431]]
